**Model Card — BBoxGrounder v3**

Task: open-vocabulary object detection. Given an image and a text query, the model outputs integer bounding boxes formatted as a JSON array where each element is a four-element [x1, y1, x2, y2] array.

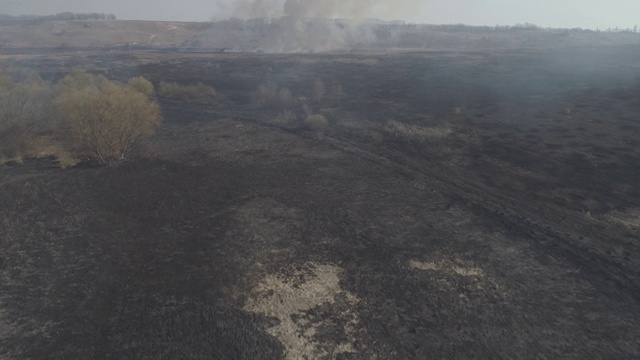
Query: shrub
[[158, 81, 216, 101], [276, 110, 297, 125], [304, 114, 328, 132], [128, 76, 155, 96], [255, 83, 277, 105], [0, 72, 53, 162], [254, 71, 278, 105], [278, 88, 293, 105], [54, 71, 162, 165], [331, 84, 344, 106], [0, 73, 50, 132], [301, 103, 313, 117], [313, 78, 325, 103], [53, 147, 78, 168]]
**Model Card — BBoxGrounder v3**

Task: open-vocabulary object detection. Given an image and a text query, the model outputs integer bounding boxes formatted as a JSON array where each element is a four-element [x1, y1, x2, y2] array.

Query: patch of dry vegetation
[[278, 87, 293, 105], [54, 71, 162, 165], [0, 71, 63, 165], [1, 68, 162, 167], [276, 110, 297, 125], [330, 83, 345, 106], [385, 120, 453, 141], [128, 76, 155, 96], [252, 71, 342, 135], [304, 114, 329, 132], [313, 78, 325, 104], [244, 262, 360, 360], [158, 81, 216, 101], [606, 209, 640, 229], [254, 70, 278, 105]]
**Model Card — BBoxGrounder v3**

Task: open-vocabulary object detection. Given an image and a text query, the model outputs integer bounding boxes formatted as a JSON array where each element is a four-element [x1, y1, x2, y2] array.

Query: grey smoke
[[217, 0, 423, 21], [209, 0, 423, 52]]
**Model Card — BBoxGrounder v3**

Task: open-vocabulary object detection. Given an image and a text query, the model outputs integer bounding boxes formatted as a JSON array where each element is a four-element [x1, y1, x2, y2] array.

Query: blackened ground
[[1, 47, 640, 359]]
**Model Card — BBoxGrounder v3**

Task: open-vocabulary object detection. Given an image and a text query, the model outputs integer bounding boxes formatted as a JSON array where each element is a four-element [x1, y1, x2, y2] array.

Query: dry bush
[[0, 72, 53, 163], [385, 120, 453, 142], [1, 132, 78, 167], [276, 110, 297, 125], [255, 84, 277, 105], [158, 81, 216, 101], [313, 78, 325, 103], [128, 76, 155, 96], [49, 145, 78, 168], [55, 68, 109, 93], [302, 103, 314, 117], [331, 84, 345, 106], [304, 114, 329, 132], [278, 88, 293, 105], [254, 70, 278, 105], [55, 71, 162, 165]]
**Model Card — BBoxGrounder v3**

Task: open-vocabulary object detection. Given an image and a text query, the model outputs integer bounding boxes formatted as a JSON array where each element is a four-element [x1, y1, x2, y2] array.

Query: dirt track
[[1, 47, 640, 359]]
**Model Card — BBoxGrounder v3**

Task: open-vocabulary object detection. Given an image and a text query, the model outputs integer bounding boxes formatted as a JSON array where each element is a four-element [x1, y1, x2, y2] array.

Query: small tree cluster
[[1, 69, 163, 167], [54, 71, 161, 165], [253, 70, 339, 131], [0, 73, 52, 163]]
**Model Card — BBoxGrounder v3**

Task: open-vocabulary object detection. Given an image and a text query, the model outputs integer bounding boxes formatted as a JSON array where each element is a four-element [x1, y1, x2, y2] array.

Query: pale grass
[[0, 135, 79, 168], [244, 262, 359, 360], [409, 259, 484, 277], [386, 120, 452, 141], [607, 209, 640, 229]]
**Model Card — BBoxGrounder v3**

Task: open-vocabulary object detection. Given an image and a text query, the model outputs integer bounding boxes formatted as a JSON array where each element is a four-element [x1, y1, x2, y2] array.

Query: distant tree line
[[0, 13, 116, 25]]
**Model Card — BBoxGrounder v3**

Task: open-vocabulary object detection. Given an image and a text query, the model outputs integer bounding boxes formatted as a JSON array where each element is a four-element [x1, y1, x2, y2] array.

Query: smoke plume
[[217, 0, 422, 21], [208, 0, 423, 52]]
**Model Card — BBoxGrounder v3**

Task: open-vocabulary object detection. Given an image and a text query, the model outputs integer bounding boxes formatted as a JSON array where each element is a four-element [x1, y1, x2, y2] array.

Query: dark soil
[[1, 46, 640, 359]]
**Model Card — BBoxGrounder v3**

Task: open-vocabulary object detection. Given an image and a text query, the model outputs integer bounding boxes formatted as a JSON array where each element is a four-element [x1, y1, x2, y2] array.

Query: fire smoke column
[[213, 0, 424, 52], [219, 0, 423, 22]]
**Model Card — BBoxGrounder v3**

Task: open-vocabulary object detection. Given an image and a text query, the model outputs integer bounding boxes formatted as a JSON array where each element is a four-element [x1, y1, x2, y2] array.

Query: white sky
[[1, 0, 638, 30]]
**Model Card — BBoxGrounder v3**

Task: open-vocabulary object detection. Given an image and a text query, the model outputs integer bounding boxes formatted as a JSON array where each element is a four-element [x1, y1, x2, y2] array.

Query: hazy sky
[[1, 0, 638, 29]]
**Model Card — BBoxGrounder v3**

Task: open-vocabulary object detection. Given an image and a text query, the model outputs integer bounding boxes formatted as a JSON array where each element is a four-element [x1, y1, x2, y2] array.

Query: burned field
[[1, 47, 640, 358]]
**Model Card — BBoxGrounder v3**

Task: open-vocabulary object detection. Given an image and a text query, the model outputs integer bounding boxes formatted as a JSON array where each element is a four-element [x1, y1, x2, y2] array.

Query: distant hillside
[[0, 20, 200, 48], [1, 18, 639, 52]]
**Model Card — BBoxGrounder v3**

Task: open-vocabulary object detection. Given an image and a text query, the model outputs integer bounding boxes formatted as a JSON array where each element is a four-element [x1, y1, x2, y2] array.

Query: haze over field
[[1, 0, 639, 29]]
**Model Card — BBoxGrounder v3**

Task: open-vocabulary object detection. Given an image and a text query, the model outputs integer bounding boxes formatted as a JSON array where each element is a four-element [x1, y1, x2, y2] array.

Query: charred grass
[[1, 47, 640, 359]]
